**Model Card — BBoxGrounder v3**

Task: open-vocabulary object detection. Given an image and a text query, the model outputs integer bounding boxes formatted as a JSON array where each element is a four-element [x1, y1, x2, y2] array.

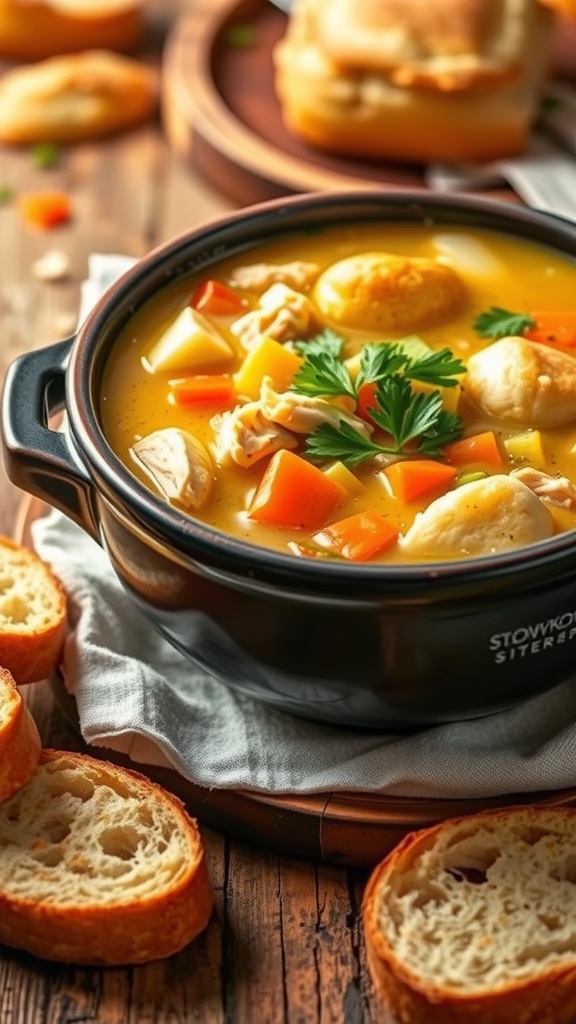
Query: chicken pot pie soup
[[100, 222, 576, 565]]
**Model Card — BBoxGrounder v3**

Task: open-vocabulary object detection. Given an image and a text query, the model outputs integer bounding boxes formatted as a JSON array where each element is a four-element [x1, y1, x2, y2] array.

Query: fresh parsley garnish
[[306, 422, 386, 467], [293, 332, 465, 465], [473, 306, 536, 340], [293, 328, 344, 358]]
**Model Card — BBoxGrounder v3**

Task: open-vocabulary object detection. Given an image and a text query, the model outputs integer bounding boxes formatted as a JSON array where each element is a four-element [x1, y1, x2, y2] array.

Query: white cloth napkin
[[426, 83, 576, 221], [31, 509, 576, 799], [33, 254, 576, 802]]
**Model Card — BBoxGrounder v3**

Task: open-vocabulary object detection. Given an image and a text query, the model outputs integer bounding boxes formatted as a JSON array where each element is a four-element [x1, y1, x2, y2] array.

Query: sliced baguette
[[0, 535, 67, 685], [0, 749, 214, 965], [363, 805, 576, 1024], [0, 666, 41, 801]]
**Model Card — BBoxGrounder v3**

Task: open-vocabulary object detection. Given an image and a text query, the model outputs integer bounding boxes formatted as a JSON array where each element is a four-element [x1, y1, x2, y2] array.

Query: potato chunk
[[145, 307, 233, 373], [313, 251, 465, 333], [400, 474, 553, 559]]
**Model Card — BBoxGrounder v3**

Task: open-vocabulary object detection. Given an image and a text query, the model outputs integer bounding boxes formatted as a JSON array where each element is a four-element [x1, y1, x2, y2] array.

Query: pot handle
[[1, 338, 99, 541]]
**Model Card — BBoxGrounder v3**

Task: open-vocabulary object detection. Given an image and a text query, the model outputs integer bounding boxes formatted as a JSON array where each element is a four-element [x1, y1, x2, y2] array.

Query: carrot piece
[[443, 430, 503, 467], [314, 511, 399, 562], [168, 374, 236, 407], [356, 381, 379, 423], [190, 279, 247, 317], [248, 449, 347, 529], [384, 459, 457, 502], [18, 189, 71, 230], [524, 312, 576, 347]]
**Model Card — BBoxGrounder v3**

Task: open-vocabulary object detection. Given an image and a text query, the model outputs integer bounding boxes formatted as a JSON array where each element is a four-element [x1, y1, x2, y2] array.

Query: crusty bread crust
[[0, 50, 158, 145], [0, 0, 143, 61], [273, 0, 555, 163], [0, 749, 214, 965], [363, 806, 576, 1024], [0, 667, 41, 801], [0, 535, 67, 685]]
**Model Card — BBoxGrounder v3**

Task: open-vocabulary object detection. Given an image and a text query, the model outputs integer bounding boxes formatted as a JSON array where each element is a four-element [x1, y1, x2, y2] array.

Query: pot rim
[[66, 188, 576, 588]]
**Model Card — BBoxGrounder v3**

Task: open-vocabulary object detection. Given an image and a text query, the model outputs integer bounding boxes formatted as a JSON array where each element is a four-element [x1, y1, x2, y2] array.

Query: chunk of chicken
[[400, 474, 553, 559], [227, 261, 320, 294], [211, 401, 298, 468], [512, 467, 576, 510], [463, 336, 576, 428], [313, 251, 465, 333], [260, 376, 371, 436], [130, 428, 214, 512], [231, 283, 317, 349]]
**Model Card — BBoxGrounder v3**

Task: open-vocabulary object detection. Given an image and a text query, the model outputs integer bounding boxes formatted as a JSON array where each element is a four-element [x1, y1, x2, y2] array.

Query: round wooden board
[[17, 496, 576, 868]]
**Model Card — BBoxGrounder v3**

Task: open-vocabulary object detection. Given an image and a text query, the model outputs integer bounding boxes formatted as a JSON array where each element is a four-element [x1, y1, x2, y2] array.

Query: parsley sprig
[[473, 306, 536, 340], [291, 331, 465, 465]]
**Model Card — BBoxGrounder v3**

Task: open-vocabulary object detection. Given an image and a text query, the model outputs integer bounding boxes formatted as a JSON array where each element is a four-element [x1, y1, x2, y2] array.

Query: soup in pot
[[100, 222, 576, 564]]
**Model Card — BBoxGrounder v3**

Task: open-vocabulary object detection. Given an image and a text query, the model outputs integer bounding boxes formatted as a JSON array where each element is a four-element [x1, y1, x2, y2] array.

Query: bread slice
[[0, 535, 67, 685], [0, 749, 214, 965], [363, 806, 576, 1024], [0, 667, 41, 801]]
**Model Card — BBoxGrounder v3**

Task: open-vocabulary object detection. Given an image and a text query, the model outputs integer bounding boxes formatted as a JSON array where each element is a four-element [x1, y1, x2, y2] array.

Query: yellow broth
[[99, 222, 576, 563]]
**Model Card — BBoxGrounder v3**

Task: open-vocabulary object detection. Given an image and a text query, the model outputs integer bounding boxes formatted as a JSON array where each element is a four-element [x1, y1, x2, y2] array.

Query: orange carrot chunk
[[168, 374, 236, 407], [356, 381, 379, 423], [19, 189, 72, 230], [190, 279, 247, 317], [384, 459, 457, 503], [249, 449, 347, 529], [524, 312, 576, 347], [314, 511, 399, 562], [443, 430, 503, 467]]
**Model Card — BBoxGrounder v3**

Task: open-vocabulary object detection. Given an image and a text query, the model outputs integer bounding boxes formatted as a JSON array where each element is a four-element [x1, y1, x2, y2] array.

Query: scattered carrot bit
[[248, 449, 347, 529], [313, 511, 399, 562], [18, 189, 71, 230], [168, 374, 236, 407], [190, 279, 247, 317], [443, 430, 503, 468], [384, 459, 457, 503], [524, 311, 576, 347]]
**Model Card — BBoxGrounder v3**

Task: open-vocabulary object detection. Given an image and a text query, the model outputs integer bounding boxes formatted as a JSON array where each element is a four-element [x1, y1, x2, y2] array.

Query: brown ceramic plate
[[17, 496, 576, 869]]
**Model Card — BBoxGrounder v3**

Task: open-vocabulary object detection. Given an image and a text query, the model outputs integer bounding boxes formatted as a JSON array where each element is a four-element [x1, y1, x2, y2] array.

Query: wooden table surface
[[0, 2, 391, 1022], [0, 4, 574, 1022]]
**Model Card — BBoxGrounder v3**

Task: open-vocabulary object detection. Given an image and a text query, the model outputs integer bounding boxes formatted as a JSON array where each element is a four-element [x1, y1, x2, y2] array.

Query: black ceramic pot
[[3, 191, 576, 729]]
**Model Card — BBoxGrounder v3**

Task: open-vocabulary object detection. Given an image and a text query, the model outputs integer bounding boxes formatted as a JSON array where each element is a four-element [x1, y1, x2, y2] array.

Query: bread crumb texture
[[0, 750, 214, 964], [0, 537, 67, 684], [364, 806, 576, 1024]]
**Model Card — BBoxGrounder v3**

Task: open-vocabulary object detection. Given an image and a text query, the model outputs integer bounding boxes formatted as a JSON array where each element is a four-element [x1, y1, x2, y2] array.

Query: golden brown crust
[[363, 808, 576, 1024], [0, 750, 214, 965], [0, 667, 41, 802], [0, 49, 158, 145], [0, 536, 67, 685], [273, 0, 555, 162], [0, 0, 143, 61]]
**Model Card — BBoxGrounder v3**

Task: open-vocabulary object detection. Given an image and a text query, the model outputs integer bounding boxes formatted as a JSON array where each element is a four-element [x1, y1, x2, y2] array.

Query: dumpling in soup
[[313, 251, 465, 333], [463, 336, 576, 428], [401, 474, 554, 559]]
